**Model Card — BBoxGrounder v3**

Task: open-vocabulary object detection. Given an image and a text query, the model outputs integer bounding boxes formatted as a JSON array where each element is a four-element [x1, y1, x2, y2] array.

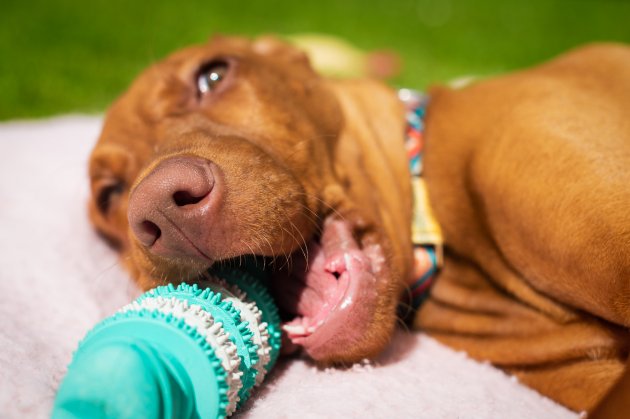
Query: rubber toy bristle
[[211, 266, 282, 369]]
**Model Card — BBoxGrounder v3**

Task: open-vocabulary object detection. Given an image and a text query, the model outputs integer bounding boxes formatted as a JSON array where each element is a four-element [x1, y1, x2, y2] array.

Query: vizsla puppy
[[88, 36, 630, 414]]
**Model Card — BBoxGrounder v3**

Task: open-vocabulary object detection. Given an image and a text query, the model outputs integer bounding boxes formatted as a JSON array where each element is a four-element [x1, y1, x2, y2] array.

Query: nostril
[[127, 156, 218, 252], [140, 220, 161, 245], [173, 190, 209, 207]]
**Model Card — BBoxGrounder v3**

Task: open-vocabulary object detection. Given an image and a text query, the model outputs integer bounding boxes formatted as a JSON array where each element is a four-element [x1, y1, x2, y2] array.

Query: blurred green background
[[1, 0, 628, 120]]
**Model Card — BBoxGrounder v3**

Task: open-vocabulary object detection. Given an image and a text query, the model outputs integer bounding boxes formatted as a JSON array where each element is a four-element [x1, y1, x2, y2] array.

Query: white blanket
[[0, 116, 577, 418]]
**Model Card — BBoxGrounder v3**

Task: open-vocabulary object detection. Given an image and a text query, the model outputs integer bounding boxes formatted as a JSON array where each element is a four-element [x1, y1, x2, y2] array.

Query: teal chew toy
[[52, 269, 280, 419]]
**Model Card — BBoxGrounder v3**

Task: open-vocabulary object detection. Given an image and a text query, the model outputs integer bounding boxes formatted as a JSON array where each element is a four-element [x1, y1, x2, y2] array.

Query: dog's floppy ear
[[324, 78, 414, 285], [88, 142, 138, 251]]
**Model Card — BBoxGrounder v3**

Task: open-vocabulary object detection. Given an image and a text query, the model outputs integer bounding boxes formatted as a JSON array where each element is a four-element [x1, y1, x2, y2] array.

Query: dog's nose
[[127, 156, 218, 260]]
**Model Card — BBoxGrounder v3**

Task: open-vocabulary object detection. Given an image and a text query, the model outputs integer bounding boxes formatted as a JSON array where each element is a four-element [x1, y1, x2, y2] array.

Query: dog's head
[[88, 35, 413, 364]]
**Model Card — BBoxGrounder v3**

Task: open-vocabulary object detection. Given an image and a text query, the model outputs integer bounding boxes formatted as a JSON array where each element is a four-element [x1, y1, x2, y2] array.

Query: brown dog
[[88, 36, 630, 414]]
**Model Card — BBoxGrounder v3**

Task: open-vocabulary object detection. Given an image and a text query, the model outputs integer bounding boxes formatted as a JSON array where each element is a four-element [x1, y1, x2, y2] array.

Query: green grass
[[1, 0, 628, 120]]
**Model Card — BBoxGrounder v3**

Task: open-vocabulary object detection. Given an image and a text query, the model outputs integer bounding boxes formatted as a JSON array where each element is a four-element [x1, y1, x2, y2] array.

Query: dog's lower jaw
[[303, 293, 399, 366]]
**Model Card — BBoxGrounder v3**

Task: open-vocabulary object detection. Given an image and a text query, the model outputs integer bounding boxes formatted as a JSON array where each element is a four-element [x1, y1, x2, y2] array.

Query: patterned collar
[[398, 89, 443, 313]]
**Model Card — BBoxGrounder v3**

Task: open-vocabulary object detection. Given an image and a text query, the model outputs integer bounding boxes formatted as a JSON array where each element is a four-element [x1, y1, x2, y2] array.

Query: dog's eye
[[95, 179, 124, 215], [196, 61, 228, 95]]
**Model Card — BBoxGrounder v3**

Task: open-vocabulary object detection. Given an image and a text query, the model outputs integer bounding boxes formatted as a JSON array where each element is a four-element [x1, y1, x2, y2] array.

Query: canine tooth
[[282, 324, 307, 335]]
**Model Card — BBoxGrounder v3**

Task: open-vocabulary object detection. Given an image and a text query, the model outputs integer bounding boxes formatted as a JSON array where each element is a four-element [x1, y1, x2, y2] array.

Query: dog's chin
[[267, 217, 392, 364]]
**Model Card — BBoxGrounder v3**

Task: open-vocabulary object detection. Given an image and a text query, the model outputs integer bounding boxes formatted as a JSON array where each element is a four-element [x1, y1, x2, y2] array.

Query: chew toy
[[52, 268, 281, 419]]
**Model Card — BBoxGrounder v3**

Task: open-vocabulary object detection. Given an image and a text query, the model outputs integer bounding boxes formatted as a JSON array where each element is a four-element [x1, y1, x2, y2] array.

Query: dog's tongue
[[283, 242, 341, 322], [270, 218, 379, 356]]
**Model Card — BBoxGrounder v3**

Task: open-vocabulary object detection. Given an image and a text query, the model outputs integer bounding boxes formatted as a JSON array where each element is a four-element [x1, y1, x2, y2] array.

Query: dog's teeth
[[282, 324, 307, 335]]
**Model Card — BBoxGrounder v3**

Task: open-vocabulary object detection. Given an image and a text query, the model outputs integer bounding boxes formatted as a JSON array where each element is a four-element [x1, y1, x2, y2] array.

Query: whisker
[[293, 191, 349, 225], [288, 220, 309, 272], [90, 259, 123, 285], [250, 223, 269, 269], [395, 314, 412, 334], [296, 201, 324, 235], [241, 238, 259, 263]]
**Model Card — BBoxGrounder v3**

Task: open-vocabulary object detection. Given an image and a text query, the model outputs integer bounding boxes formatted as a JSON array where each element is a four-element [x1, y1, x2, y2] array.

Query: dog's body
[[88, 37, 630, 413], [418, 44, 630, 412]]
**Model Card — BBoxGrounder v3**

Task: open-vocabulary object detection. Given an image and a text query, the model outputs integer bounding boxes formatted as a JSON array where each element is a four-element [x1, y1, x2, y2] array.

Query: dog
[[87, 35, 630, 415]]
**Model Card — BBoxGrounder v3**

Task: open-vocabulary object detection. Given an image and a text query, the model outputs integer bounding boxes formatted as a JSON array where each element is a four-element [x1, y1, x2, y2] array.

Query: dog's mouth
[[265, 216, 386, 361]]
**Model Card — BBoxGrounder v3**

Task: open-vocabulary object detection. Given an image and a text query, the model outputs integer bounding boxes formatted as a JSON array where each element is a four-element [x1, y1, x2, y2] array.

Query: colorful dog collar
[[399, 89, 443, 312]]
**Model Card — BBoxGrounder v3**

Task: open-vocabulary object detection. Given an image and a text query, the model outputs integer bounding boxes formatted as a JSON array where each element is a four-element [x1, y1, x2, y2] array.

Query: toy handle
[[53, 340, 194, 419]]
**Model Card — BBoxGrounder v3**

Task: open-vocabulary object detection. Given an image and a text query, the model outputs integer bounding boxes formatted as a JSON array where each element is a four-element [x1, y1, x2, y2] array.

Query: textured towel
[[0, 116, 577, 418]]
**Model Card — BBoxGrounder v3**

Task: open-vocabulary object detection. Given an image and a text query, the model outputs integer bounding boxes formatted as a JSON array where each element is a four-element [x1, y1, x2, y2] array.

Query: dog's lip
[[269, 217, 382, 360]]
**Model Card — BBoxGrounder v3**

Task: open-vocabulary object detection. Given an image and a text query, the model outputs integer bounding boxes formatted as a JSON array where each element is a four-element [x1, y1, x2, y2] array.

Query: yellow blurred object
[[286, 34, 400, 79]]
